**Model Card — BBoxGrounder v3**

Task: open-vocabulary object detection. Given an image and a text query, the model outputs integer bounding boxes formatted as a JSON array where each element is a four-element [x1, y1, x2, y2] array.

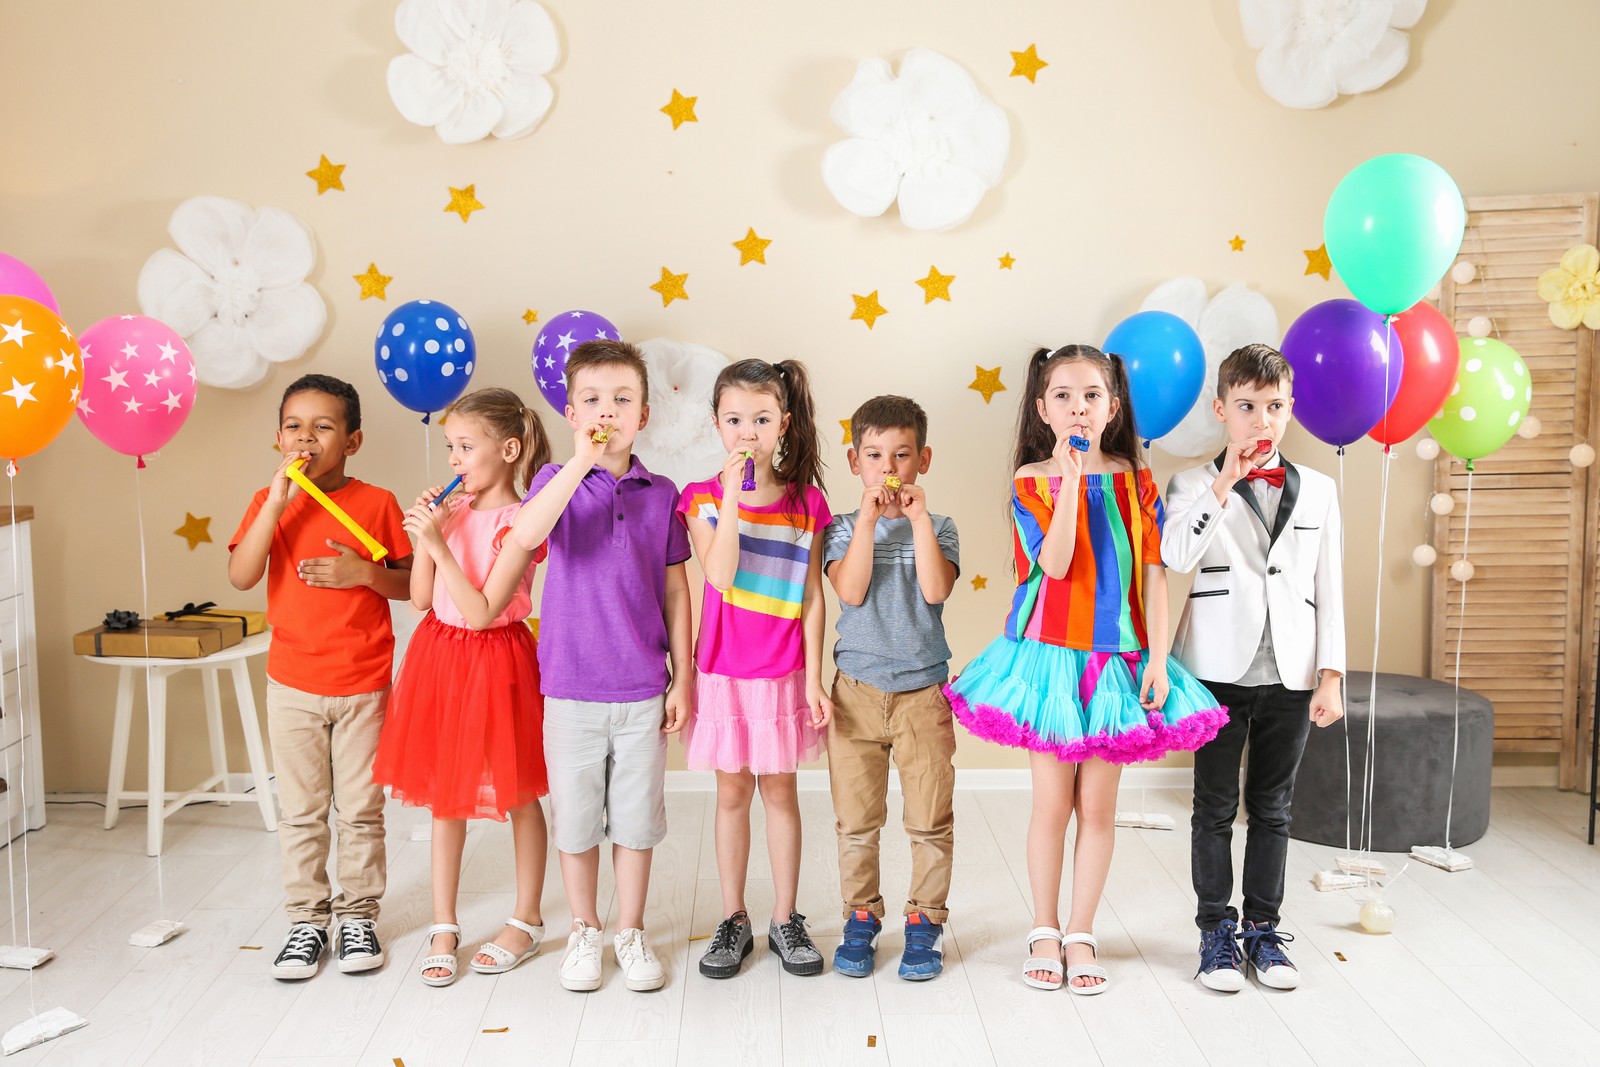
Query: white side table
[[88, 630, 276, 856]]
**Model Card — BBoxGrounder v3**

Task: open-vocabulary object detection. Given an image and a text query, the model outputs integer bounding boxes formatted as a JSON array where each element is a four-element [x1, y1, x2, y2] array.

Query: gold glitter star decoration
[[445, 184, 484, 223], [969, 365, 1006, 404], [305, 154, 345, 195], [661, 89, 698, 130], [650, 266, 689, 306], [733, 227, 771, 266], [353, 263, 392, 300], [971, 574, 988, 591], [916, 265, 955, 304], [1229, 234, 1246, 252], [174, 512, 212, 551], [1304, 243, 1332, 280], [1010, 44, 1048, 83], [851, 291, 888, 330], [522, 308, 539, 325], [999, 253, 1016, 270], [840, 419, 853, 445]]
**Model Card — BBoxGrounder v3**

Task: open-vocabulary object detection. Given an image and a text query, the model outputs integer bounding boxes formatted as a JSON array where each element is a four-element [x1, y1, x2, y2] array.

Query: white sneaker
[[613, 928, 665, 991], [560, 920, 603, 992]]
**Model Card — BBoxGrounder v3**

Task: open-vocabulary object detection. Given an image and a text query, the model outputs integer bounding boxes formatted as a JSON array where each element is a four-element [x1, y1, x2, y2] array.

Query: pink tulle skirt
[[685, 667, 824, 774]]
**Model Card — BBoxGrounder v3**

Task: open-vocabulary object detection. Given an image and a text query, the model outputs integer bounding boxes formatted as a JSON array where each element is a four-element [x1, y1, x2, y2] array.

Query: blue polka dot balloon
[[374, 299, 476, 420]]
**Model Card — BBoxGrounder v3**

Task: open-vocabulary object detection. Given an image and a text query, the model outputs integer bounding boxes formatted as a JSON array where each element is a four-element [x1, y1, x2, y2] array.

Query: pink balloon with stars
[[76, 315, 198, 466]]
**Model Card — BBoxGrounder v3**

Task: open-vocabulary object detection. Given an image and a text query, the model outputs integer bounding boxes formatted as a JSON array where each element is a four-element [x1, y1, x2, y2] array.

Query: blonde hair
[[441, 387, 551, 492]]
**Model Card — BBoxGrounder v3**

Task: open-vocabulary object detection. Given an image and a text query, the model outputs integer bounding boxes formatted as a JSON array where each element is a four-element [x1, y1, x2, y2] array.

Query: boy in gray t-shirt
[[822, 396, 959, 982]]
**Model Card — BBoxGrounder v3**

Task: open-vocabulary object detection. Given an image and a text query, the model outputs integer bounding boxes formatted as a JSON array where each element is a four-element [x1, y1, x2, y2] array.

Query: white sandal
[[469, 917, 544, 975], [1022, 926, 1064, 989], [1063, 931, 1109, 995], [419, 923, 461, 987]]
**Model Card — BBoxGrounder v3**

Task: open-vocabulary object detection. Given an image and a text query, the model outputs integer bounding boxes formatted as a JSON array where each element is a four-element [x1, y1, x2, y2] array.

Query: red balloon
[[1369, 302, 1461, 446]]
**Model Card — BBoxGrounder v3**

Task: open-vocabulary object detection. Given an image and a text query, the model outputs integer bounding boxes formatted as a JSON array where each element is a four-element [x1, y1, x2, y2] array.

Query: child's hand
[[719, 448, 751, 498], [572, 422, 607, 467], [402, 502, 446, 553], [899, 483, 929, 522], [1051, 434, 1085, 482], [298, 540, 369, 589], [413, 485, 446, 511], [807, 681, 833, 729], [662, 680, 692, 734], [1310, 676, 1344, 728], [1138, 660, 1170, 710], [268, 450, 310, 509], [859, 483, 892, 523], [1219, 439, 1260, 486]]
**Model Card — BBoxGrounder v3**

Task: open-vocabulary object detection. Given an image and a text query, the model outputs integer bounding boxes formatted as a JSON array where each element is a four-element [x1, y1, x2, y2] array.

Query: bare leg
[[715, 770, 757, 916], [427, 817, 467, 978], [1025, 753, 1078, 986], [613, 844, 654, 930], [1063, 758, 1122, 989], [758, 772, 802, 924], [561, 845, 602, 929], [474, 799, 549, 965]]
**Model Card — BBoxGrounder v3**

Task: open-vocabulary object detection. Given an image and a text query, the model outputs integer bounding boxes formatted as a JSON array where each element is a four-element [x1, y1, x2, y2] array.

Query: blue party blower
[[428, 474, 464, 510]]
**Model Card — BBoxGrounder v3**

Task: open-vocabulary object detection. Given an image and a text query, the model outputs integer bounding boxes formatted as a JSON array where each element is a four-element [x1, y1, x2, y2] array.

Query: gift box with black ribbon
[[72, 602, 258, 659]]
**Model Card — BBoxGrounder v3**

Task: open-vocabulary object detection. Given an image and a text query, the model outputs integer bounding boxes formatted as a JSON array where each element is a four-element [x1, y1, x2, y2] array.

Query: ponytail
[[442, 387, 552, 495]]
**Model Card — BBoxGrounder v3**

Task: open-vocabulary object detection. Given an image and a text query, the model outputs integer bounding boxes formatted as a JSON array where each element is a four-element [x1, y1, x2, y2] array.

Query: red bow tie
[[1245, 466, 1285, 488]]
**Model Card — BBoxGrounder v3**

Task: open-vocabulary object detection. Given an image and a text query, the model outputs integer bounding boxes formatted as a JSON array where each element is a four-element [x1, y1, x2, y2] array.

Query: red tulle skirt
[[374, 612, 548, 820]]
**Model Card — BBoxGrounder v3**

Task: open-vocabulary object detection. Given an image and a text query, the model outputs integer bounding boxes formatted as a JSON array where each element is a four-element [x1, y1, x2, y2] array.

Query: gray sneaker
[[769, 912, 823, 976], [699, 910, 753, 979]]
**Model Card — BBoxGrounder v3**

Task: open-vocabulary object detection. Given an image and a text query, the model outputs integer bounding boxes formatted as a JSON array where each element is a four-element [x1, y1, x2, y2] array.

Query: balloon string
[[1445, 466, 1474, 851], [134, 464, 167, 917], [1337, 449, 1351, 856], [1359, 446, 1394, 863], [6, 468, 40, 1026]]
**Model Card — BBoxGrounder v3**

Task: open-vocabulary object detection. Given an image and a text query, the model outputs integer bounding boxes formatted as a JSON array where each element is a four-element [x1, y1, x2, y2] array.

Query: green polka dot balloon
[[1428, 337, 1532, 464]]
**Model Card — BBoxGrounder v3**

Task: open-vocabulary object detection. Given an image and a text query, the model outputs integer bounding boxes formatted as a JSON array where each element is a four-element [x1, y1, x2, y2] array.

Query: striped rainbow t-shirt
[[677, 479, 833, 679]]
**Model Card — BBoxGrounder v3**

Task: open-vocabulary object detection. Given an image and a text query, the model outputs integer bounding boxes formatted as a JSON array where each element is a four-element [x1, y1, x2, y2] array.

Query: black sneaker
[[335, 917, 385, 974], [769, 912, 823, 976], [272, 922, 329, 980], [699, 911, 754, 979]]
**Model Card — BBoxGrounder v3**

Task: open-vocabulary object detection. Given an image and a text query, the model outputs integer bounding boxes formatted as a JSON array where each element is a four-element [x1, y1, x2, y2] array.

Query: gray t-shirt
[[822, 511, 960, 692]]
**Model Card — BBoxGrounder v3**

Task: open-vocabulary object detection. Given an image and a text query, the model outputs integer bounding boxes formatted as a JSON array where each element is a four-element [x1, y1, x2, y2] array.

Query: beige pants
[[266, 677, 389, 924], [827, 673, 956, 923]]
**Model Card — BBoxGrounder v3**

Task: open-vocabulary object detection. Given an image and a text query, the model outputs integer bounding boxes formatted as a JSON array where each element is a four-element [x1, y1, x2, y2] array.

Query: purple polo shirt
[[523, 458, 692, 701]]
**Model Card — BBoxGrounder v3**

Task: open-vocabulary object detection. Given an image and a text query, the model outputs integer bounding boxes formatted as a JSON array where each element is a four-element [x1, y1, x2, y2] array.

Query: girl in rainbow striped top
[[677, 358, 833, 980], [946, 345, 1226, 995]]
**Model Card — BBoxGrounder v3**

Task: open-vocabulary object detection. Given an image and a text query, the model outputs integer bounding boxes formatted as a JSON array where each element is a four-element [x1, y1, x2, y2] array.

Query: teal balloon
[[1324, 154, 1466, 315], [1428, 337, 1532, 463]]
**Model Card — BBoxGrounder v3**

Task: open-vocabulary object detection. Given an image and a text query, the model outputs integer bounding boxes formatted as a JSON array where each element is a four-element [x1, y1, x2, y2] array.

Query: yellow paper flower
[[1537, 244, 1600, 330]]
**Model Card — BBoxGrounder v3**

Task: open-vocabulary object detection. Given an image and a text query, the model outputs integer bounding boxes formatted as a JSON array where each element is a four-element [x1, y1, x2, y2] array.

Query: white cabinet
[[0, 511, 44, 838]]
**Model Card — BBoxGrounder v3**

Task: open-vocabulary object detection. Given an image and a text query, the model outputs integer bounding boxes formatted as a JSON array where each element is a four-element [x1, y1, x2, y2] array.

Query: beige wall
[[4, 1, 1598, 791]]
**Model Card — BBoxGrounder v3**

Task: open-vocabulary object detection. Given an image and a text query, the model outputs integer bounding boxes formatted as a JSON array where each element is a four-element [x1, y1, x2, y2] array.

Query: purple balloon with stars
[[533, 310, 622, 413]]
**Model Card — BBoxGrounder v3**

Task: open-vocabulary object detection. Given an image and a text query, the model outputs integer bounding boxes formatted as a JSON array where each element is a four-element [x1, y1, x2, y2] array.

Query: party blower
[[285, 460, 389, 561], [428, 474, 464, 510]]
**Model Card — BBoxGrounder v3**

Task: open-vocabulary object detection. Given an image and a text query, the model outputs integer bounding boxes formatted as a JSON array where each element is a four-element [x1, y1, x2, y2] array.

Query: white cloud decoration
[[1140, 278, 1280, 458], [137, 197, 327, 390], [821, 49, 1010, 232], [1240, 0, 1426, 110], [387, 0, 560, 145], [632, 338, 729, 492]]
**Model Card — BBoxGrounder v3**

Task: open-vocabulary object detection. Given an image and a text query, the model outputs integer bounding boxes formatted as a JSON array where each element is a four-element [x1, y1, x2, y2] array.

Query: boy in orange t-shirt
[[229, 375, 412, 981]]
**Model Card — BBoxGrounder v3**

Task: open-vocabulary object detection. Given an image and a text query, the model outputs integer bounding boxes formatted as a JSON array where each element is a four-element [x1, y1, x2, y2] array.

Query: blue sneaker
[[833, 910, 881, 977], [1239, 920, 1300, 989], [898, 912, 944, 981], [1196, 919, 1246, 992]]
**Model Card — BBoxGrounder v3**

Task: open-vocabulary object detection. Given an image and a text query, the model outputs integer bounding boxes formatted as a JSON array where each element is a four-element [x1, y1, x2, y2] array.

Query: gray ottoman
[[1289, 671, 1493, 852]]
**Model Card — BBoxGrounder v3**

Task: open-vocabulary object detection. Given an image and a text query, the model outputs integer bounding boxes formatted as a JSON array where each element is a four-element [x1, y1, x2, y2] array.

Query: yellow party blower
[[285, 459, 388, 562]]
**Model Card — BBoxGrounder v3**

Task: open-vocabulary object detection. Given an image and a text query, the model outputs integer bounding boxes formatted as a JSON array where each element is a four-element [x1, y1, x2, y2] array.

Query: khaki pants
[[827, 673, 956, 923], [266, 677, 389, 925]]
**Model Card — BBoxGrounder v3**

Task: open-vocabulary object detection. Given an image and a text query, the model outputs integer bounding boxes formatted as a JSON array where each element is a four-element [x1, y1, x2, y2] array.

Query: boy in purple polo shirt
[[511, 339, 694, 994]]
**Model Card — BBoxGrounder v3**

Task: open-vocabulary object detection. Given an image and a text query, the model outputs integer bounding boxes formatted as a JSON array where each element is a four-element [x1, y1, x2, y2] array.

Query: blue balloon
[[1103, 311, 1205, 443], [374, 299, 476, 418]]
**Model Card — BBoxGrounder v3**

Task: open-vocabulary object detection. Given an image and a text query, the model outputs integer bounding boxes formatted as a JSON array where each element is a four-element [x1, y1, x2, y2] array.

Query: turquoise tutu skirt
[[945, 636, 1227, 765]]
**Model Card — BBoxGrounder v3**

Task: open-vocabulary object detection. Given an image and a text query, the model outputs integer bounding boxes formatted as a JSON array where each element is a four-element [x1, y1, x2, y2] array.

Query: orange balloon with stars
[[0, 294, 85, 463]]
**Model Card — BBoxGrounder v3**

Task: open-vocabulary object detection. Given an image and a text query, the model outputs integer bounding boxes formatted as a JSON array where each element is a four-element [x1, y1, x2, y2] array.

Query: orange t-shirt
[[230, 478, 411, 696]]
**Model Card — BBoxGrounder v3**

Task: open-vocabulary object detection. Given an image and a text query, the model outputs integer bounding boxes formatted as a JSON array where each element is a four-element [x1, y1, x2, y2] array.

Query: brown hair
[[1217, 343, 1293, 401], [1013, 345, 1141, 473], [565, 339, 650, 405], [850, 394, 928, 451], [712, 358, 826, 512], [441, 387, 552, 493]]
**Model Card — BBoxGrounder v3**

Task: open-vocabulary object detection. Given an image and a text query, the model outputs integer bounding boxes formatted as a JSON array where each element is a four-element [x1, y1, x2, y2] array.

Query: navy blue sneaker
[[1239, 920, 1300, 989], [833, 910, 881, 977], [898, 912, 943, 981], [1196, 918, 1246, 992]]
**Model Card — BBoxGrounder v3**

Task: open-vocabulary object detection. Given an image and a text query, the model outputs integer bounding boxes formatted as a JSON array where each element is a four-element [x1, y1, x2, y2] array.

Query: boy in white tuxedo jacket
[[1162, 345, 1345, 994]]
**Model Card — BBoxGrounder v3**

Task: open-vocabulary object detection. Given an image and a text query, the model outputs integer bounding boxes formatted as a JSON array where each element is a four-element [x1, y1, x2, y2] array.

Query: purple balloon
[[1280, 299, 1403, 449], [533, 310, 622, 412]]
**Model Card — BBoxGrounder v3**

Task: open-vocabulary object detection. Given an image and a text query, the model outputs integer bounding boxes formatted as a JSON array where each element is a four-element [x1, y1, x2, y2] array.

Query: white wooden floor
[[0, 785, 1597, 1066]]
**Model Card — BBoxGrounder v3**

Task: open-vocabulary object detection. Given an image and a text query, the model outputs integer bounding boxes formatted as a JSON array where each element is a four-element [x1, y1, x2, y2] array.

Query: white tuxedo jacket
[[1162, 453, 1345, 690]]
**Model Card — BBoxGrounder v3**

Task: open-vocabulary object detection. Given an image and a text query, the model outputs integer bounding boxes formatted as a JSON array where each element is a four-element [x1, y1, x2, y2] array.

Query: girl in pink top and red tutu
[[373, 388, 553, 988]]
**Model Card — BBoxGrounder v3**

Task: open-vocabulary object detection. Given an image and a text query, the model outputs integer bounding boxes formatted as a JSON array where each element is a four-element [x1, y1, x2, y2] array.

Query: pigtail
[[1011, 346, 1061, 473], [1100, 352, 1143, 471], [773, 359, 825, 508]]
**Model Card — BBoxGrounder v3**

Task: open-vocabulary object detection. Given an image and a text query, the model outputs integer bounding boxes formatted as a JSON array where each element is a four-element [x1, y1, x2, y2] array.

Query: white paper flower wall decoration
[[1139, 278, 1280, 457], [821, 49, 1010, 232], [387, 0, 560, 145], [1240, 0, 1426, 110], [632, 338, 729, 492], [137, 197, 327, 390]]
